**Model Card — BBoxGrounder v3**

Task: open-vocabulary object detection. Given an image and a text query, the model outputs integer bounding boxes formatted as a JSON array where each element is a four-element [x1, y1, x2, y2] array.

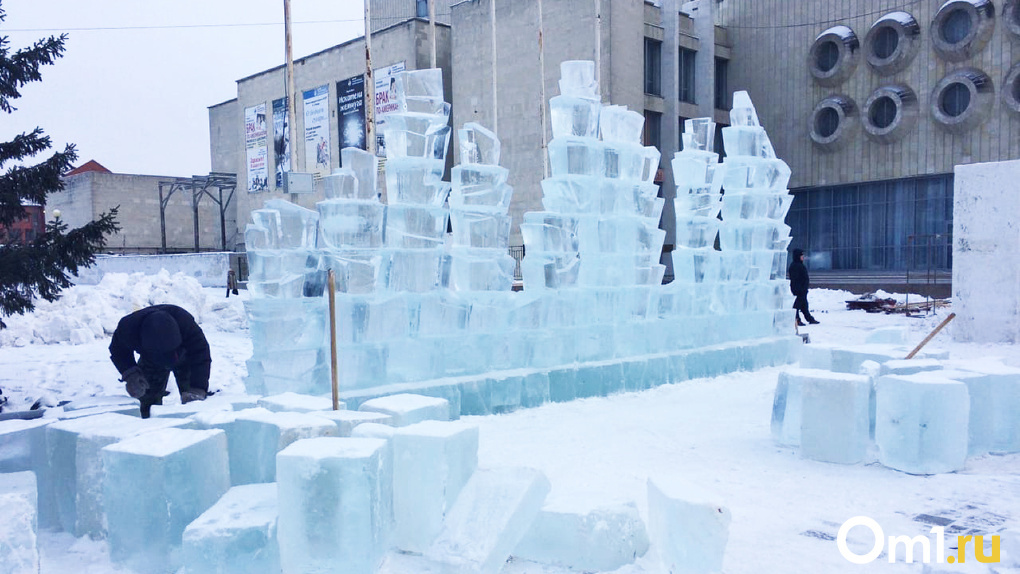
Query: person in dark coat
[[788, 248, 819, 326], [109, 304, 211, 418]]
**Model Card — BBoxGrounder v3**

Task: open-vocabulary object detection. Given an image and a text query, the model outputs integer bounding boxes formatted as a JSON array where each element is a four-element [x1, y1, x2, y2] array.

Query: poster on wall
[[272, 97, 290, 189], [303, 84, 331, 176], [244, 103, 268, 192], [337, 75, 365, 163], [374, 61, 405, 158]]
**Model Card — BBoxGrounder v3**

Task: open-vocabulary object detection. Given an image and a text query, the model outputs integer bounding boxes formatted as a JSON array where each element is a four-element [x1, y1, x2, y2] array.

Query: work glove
[[180, 389, 208, 404], [122, 366, 149, 399]]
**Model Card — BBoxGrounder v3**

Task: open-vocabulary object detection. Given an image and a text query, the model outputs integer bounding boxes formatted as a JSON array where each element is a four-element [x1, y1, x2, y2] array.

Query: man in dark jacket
[[788, 248, 819, 326], [109, 304, 211, 418]]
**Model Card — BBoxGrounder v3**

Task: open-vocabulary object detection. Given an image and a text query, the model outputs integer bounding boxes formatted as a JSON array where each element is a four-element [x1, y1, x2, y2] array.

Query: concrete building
[[48, 161, 226, 253], [209, 18, 452, 250], [209, 0, 1020, 289]]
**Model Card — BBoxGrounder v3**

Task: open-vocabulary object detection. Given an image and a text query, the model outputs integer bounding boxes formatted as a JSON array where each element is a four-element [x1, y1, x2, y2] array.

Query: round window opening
[[869, 96, 898, 129], [816, 41, 840, 73], [815, 107, 840, 138], [872, 26, 900, 59], [940, 8, 973, 44], [940, 83, 972, 117]]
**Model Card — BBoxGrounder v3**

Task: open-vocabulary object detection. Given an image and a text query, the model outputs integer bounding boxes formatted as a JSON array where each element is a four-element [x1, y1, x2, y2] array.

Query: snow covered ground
[[2, 274, 1018, 573]]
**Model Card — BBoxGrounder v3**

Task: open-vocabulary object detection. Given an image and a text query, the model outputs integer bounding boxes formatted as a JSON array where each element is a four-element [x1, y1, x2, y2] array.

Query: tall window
[[714, 58, 729, 110], [644, 110, 662, 150], [678, 116, 689, 150], [416, 0, 429, 18], [679, 48, 697, 104], [644, 38, 662, 96]]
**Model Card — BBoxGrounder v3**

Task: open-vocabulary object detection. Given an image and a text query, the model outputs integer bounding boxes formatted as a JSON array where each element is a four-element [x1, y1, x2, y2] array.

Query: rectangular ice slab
[[880, 359, 943, 376], [875, 373, 969, 474], [277, 438, 392, 574], [256, 392, 338, 413], [359, 393, 450, 426], [514, 502, 650, 572], [181, 483, 279, 574], [0, 418, 55, 529], [102, 428, 230, 574], [939, 361, 1020, 454], [0, 471, 38, 574], [771, 368, 817, 447], [647, 476, 731, 574], [47, 412, 191, 537], [800, 372, 871, 464], [425, 467, 551, 574], [229, 409, 338, 485], [392, 421, 479, 553]]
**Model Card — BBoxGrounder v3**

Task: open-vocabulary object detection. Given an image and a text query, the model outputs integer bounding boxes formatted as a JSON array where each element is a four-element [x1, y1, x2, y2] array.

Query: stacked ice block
[[521, 61, 664, 363]]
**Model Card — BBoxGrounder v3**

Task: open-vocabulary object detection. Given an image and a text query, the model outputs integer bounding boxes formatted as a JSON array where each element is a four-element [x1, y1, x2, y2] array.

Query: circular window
[[862, 85, 918, 143], [940, 83, 972, 117], [1002, 63, 1020, 114], [865, 13, 921, 75], [931, 68, 994, 132], [810, 95, 858, 150], [931, 0, 995, 62], [1005, 1, 1020, 37], [869, 96, 898, 128], [808, 26, 860, 86]]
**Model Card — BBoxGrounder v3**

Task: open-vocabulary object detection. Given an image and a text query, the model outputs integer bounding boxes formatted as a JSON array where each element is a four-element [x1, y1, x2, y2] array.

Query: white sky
[[0, 0, 366, 177]]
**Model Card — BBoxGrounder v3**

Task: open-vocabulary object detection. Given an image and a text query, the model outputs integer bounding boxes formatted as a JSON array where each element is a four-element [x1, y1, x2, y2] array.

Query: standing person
[[788, 248, 819, 326], [109, 304, 211, 418]]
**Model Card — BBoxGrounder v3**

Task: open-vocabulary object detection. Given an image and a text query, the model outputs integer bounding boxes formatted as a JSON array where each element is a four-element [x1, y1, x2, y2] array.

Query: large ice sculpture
[[241, 66, 799, 407]]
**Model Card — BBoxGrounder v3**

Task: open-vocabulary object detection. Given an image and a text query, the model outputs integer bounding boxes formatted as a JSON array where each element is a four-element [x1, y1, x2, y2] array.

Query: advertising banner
[[303, 84, 331, 176], [244, 103, 268, 192], [337, 75, 366, 163], [272, 97, 290, 189], [374, 61, 406, 158]]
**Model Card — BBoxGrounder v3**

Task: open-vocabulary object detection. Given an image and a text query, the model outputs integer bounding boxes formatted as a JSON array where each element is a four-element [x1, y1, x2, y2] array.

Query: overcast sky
[[1, 0, 365, 177]]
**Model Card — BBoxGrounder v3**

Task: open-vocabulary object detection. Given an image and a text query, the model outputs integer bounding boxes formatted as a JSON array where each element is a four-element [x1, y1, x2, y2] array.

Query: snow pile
[[0, 270, 247, 347]]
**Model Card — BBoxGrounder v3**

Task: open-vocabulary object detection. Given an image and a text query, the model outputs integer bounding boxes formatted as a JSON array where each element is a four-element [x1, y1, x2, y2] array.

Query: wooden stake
[[905, 312, 956, 360], [328, 269, 340, 410]]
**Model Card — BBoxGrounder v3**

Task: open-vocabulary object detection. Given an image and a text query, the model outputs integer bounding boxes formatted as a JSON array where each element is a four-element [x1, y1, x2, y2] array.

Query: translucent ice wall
[[242, 66, 798, 400]]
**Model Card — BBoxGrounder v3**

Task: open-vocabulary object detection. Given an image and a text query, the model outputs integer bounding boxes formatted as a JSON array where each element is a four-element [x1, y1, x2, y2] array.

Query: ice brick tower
[[521, 61, 665, 360], [243, 200, 329, 396], [665, 91, 796, 346]]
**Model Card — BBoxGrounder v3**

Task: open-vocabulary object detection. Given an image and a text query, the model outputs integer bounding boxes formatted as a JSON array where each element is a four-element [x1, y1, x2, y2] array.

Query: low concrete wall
[[73, 253, 234, 288]]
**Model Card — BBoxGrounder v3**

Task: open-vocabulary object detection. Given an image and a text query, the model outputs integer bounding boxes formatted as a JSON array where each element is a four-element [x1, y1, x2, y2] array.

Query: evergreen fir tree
[[0, 3, 119, 328]]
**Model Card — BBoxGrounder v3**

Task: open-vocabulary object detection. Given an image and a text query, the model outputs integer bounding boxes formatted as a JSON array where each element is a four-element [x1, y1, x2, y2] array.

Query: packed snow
[[1, 274, 1018, 573]]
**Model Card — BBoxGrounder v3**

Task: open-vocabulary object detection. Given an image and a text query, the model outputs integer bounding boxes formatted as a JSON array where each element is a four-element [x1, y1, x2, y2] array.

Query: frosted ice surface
[[359, 393, 450, 426], [515, 502, 650, 572], [425, 467, 551, 574], [385, 158, 447, 205], [391, 421, 479, 552], [313, 409, 392, 436], [558, 60, 598, 99], [395, 68, 445, 107], [384, 124, 451, 161], [316, 199, 385, 249], [276, 438, 392, 574], [831, 345, 908, 374], [47, 413, 190, 538], [682, 118, 716, 152], [647, 476, 731, 574], [261, 199, 319, 250], [875, 373, 969, 474], [341, 147, 379, 198], [385, 205, 449, 248], [229, 409, 338, 485], [181, 483, 279, 574], [322, 167, 360, 200], [458, 122, 500, 165], [446, 249, 516, 291], [865, 326, 909, 345], [0, 471, 38, 574], [351, 422, 397, 439], [102, 428, 230, 574], [879, 358, 942, 376], [729, 91, 760, 128], [600, 105, 645, 144], [800, 372, 871, 464], [0, 419, 54, 528], [937, 363, 1020, 455], [449, 211, 511, 249], [386, 249, 444, 292]]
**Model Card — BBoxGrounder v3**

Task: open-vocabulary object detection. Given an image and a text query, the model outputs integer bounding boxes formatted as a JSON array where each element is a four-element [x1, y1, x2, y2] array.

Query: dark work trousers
[[137, 350, 190, 419], [793, 293, 816, 323]]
